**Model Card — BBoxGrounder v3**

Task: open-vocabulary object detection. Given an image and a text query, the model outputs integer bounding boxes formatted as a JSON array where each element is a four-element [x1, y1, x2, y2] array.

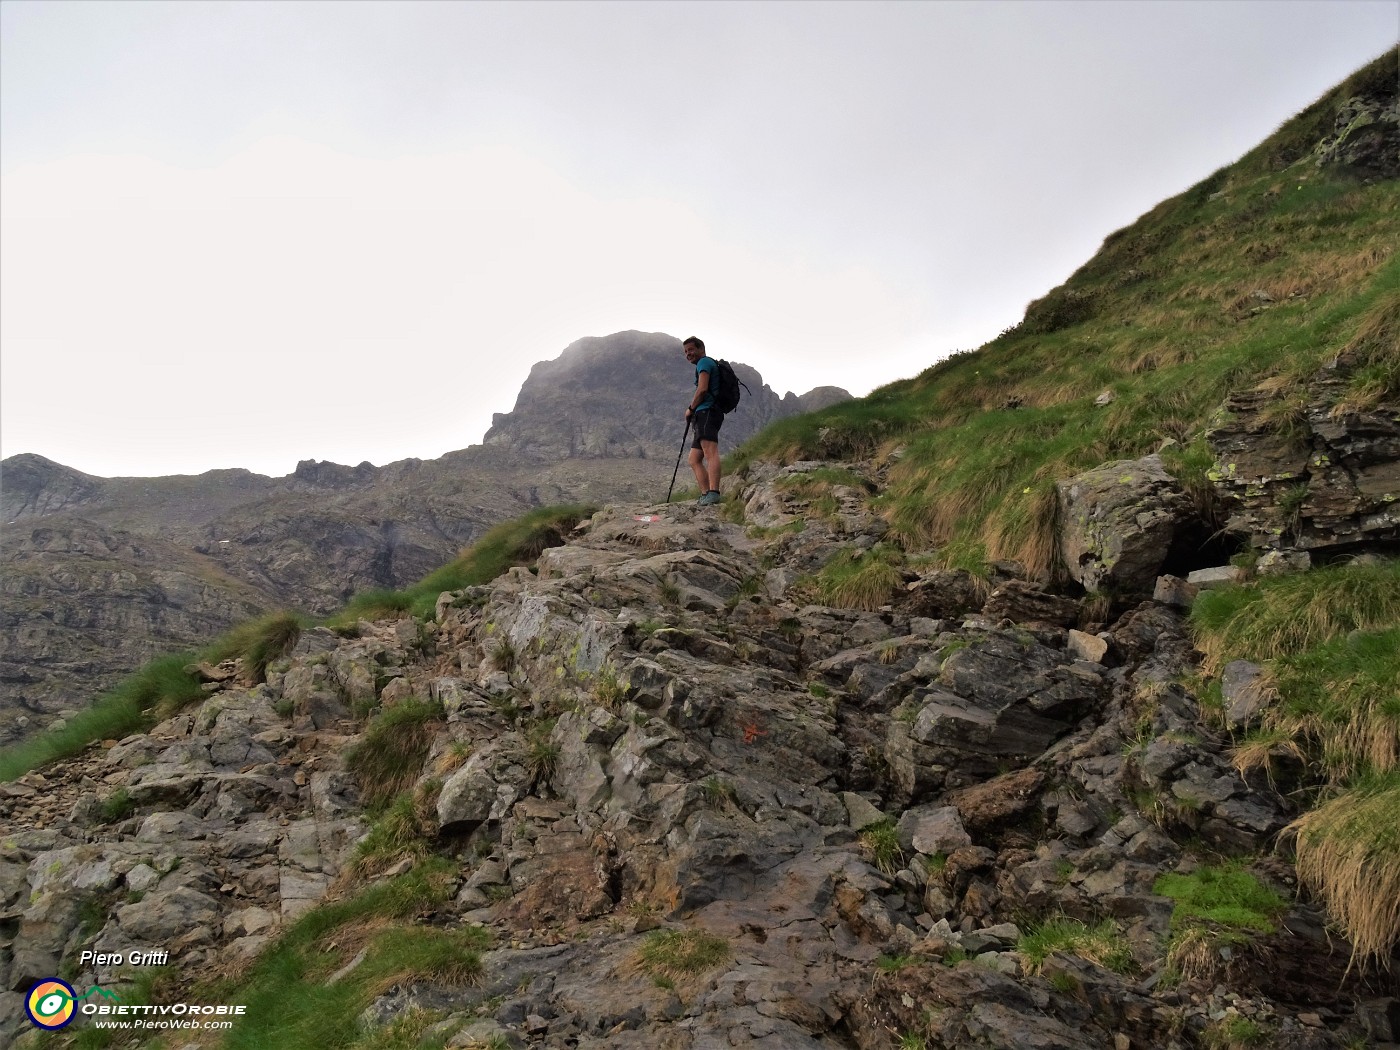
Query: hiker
[[682, 336, 723, 506]]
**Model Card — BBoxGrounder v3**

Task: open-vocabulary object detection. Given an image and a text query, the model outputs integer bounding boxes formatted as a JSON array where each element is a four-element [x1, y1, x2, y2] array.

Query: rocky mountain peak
[[0, 453, 104, 522], [482, 330, 851, 461]]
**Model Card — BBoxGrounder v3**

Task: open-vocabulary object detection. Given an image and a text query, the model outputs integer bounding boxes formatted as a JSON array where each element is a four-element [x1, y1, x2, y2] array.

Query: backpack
[[712, 359, 749, 414]]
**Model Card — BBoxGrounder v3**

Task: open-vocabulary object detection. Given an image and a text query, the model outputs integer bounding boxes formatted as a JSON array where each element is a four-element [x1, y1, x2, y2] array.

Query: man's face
[[683, 343, 702, 364]]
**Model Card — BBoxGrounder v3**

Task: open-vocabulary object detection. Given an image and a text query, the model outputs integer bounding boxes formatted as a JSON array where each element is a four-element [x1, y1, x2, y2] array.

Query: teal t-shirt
[[694, 356, 717, 412]]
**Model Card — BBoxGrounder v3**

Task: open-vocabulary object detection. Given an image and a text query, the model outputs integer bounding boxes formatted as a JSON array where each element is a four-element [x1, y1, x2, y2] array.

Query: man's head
[[682, 336, 705, 364]]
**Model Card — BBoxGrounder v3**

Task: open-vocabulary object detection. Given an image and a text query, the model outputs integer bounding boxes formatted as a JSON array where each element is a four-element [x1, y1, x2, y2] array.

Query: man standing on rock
[[683, 336, 724, 506]]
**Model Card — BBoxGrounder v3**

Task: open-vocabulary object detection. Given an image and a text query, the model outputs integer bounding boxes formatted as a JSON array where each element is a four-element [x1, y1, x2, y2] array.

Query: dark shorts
[[691, 408, 723, 447]]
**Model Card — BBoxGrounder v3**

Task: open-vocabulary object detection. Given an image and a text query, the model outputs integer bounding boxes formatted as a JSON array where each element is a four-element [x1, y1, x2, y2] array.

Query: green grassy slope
[[735, 49, 1399, 580]]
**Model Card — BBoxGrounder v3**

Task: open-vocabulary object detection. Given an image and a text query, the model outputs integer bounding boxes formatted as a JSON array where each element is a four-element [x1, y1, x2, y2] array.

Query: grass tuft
[[1017, 916, 1135, 975], [344, 698, 445, 811], [212, 860, 487, 1050], [207, 611, 306, 682], [353, 792, 433, 876], [0, 653, 202, 781], [1190, 560, 1400, 675], [815, 544, 904, 611], [328, 504, 595, 625], [859, 819, 905, 876], [1287, 773, 1400, 965], [1154, 861, 1288, 983], [636, 928, 731, 980]]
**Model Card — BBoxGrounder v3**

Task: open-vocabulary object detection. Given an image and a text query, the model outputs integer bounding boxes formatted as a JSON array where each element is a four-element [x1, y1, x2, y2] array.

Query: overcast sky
[[2, 1, 1395, 479]]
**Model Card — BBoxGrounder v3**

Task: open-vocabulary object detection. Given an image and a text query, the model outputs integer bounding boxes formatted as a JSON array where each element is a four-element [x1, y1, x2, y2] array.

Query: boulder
[[1057, 455, 1193, 594], [895, 805, 971, 856]]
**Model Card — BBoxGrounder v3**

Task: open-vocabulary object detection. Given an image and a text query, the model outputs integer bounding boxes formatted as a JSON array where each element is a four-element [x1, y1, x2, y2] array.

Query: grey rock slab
[[1187, 565, 1247, 589], [278, 821, 324, 872], [125, 863, 161, 894], [278, 870, 331, 919], [1222, 659, 1268, 728], [895, 805, 971, 855], [117, 886, 222, 941], [841, 792, 887, 832]]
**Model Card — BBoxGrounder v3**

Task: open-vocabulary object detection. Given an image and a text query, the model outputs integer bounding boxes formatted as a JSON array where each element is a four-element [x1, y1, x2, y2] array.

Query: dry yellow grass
[[1165, 926, 1225, 984], [1230, 727, 1306, 786], [1288, 780, 1400, 965], [983, 485, 1060, 582]]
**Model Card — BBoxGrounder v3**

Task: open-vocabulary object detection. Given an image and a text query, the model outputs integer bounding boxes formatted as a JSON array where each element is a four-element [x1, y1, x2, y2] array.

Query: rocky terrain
[[2, 445, 1396, 1049], [0, 332, 850, 740], [3, 47, 1397, 1050]]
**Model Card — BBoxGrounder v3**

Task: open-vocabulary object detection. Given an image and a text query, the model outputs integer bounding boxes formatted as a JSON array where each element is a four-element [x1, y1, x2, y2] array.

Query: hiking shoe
[[698, 490, 722, 507]]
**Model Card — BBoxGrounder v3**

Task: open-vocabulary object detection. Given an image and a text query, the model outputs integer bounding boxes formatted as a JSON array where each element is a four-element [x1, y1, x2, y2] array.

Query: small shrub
[[99, 788, 136, 825], [860, 820, 905, 876], [700, 776, 736, 810]]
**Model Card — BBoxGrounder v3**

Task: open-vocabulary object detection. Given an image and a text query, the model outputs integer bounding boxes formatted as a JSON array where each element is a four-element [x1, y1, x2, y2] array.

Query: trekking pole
[[665, 419, 692, 503]]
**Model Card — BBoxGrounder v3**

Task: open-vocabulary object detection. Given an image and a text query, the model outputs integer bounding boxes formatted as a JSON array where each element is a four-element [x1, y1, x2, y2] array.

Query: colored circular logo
[[26, 978, 77, 1029]]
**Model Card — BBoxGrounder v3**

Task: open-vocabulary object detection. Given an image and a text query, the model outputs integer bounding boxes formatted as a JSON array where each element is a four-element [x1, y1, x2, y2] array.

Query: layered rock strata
[[2, 462, 1388, 1049]]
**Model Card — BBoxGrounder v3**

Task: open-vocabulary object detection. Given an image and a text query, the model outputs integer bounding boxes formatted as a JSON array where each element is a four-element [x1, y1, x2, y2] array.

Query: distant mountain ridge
[[0, 332, 849, 739]]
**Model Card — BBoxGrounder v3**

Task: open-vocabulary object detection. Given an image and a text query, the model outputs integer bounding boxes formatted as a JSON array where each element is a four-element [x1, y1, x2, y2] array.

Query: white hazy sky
[[2, 1, 1395, 479]]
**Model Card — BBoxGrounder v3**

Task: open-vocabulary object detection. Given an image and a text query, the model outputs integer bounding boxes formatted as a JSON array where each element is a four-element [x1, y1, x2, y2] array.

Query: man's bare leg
[[688, 448, 708, 493], [700, 440, 721, 494]]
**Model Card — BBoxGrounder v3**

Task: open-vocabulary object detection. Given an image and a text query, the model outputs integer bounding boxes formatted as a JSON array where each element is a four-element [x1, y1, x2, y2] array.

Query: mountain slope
[[0, 334, 848, 738], [2, 51, 1399, 1050], [1, 470, 1390, 1049], [738, 48, 1398, 579]]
